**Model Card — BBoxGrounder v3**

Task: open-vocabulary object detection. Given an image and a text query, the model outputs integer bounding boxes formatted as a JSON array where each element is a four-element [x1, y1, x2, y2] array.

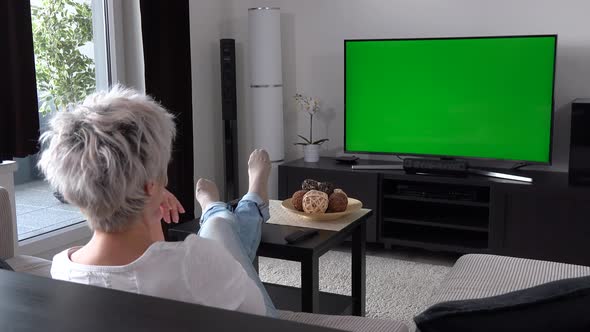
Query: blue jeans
[[197, 193, 277, 317]]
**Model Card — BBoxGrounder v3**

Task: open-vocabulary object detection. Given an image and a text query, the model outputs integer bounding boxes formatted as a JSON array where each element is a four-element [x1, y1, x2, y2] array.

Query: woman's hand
[[160, 189, 186, 223]]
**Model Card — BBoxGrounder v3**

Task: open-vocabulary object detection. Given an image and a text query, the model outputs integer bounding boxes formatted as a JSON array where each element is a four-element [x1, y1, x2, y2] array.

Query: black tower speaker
[[569, 99, 590, 185], [220, 39, 239, 200]]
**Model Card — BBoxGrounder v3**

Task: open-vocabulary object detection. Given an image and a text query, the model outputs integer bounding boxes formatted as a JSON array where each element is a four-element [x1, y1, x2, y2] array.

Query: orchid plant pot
[[303, 144, 321, 163], [294, 93, 329, 163]]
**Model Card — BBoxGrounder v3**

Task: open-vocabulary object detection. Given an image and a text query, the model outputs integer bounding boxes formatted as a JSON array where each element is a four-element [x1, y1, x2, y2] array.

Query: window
[[14, 0, 111, 241]]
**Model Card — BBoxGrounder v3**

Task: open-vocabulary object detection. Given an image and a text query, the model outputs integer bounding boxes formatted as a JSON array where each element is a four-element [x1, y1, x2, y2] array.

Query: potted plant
[[294, 93, 329, 162], [31, 0, 96, 203]]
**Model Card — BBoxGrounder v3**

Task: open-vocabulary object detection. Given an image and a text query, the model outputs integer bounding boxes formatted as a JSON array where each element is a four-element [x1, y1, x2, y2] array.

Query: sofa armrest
[[279, 310, 409, 332], [428, 254, 590, 305], [0, 186, 15, 259], [6, 255, 52, 278]]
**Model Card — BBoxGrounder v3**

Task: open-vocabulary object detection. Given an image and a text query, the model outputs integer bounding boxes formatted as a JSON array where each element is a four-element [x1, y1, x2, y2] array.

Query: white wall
[[189, 0, 234, 213], [187, 0, 590, 194], [216, 0, 590, 192]]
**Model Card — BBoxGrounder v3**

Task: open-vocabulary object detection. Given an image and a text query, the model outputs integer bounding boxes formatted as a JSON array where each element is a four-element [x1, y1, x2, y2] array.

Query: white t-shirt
[[51, 234, 266, 316]]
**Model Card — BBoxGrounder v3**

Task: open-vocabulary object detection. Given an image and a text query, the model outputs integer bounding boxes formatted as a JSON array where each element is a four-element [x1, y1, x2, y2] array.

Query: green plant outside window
[[31, 0, 96, 115]]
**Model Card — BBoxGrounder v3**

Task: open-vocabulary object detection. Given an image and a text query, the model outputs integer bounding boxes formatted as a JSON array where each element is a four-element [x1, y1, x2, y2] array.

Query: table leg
[[253, 256, 259, 273], [301, 255, 319, 313], [352, 222, 366, 316]]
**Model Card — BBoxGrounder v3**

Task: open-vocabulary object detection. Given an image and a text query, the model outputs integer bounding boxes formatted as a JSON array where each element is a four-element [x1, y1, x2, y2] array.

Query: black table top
[[170, 211, 372, 260], [171, 220, 335, 248], [0, 270, 341, 332]]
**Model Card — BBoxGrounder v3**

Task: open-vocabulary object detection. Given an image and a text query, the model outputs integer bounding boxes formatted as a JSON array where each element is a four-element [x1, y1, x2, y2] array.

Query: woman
[[39, 86, 276, 317]]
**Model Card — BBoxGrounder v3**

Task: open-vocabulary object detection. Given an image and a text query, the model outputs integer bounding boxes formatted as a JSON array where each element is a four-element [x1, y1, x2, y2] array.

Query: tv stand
[[279, 157, 590, 265]]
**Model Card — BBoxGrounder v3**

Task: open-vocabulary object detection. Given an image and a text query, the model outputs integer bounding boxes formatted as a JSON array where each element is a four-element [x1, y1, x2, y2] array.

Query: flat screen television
[[344, 35, 557, 164]]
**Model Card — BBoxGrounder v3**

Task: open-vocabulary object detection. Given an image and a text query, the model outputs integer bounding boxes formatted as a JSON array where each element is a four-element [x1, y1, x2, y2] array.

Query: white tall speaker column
[[248, 7, 284, 199]]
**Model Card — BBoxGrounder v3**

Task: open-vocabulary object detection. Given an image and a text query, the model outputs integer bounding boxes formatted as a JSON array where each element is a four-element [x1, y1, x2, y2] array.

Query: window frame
[[17, 0, 135, 256]]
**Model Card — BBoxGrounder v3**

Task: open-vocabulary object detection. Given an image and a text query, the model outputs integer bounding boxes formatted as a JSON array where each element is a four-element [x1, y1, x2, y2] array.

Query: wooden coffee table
[[169, 200, 372, 316]]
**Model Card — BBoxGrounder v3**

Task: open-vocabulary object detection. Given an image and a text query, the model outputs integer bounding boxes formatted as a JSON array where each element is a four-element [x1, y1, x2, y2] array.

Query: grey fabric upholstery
[[6, 255, 52, 277], [0, 258, 13, 271], [429, 254, 590, 305], [279, 310, 409, 332], [0, 186, 15, 259], [0, 185, 52, 277]]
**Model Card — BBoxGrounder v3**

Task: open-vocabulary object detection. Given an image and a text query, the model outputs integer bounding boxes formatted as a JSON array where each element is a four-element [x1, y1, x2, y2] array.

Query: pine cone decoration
[[302, 190, 329, 214], [302, 179, 320, 191], [317, 182, 335, 195]]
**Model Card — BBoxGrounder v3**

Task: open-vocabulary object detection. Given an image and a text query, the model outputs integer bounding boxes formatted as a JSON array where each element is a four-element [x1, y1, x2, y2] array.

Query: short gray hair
[[38, 86, 176, 232]]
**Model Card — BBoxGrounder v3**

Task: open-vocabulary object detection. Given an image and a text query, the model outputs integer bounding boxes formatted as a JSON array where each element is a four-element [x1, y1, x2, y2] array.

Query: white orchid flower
[[294, 93, 320, 116], [293, 93, 329, 146]]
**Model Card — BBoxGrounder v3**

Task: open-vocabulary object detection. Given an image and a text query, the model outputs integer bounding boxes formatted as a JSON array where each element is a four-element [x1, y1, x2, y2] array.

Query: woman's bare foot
[[195, 178, 220, 211], [248, 149, 271, 203]]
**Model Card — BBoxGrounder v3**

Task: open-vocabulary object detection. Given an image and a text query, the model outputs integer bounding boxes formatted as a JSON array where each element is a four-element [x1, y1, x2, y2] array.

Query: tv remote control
[[285, 229, 319, 244]]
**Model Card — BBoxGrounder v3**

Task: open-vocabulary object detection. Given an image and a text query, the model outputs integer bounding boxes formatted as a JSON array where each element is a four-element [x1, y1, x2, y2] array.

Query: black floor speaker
[[569, 99, 590, 185], [220, 39, 239, 200]]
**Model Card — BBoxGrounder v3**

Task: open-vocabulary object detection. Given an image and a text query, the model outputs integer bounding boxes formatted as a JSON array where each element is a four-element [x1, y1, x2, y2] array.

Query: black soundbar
[[352, 158, 533, 183], [403, 158, 468, 177]]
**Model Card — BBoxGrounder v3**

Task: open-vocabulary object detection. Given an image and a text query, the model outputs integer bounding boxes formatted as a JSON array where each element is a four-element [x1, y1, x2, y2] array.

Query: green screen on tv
[[345, 35, 556, 163]]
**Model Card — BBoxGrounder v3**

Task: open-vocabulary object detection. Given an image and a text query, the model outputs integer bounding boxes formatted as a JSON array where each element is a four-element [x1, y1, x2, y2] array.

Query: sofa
[[2, 185, 589, 331], [0, 186, 53, 277], [0, 186, 407, 331]]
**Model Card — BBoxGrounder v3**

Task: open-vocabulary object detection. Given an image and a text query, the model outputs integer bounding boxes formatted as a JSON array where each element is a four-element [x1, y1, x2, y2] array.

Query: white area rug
[[259, 248, 454, 328]]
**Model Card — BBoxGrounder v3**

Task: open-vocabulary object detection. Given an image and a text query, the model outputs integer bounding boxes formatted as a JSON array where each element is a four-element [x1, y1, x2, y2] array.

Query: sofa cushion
[[429, 254, 590, 305], [6, 255, 52, 277], [415, 275, 590, 332], [0, 258, 13, 271], [279, 310, 409, 332]]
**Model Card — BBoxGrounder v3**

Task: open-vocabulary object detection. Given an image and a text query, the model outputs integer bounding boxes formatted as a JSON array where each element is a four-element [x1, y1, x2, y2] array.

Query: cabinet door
[[501, 193, 590, 265], [279, 167, 380, 242]]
